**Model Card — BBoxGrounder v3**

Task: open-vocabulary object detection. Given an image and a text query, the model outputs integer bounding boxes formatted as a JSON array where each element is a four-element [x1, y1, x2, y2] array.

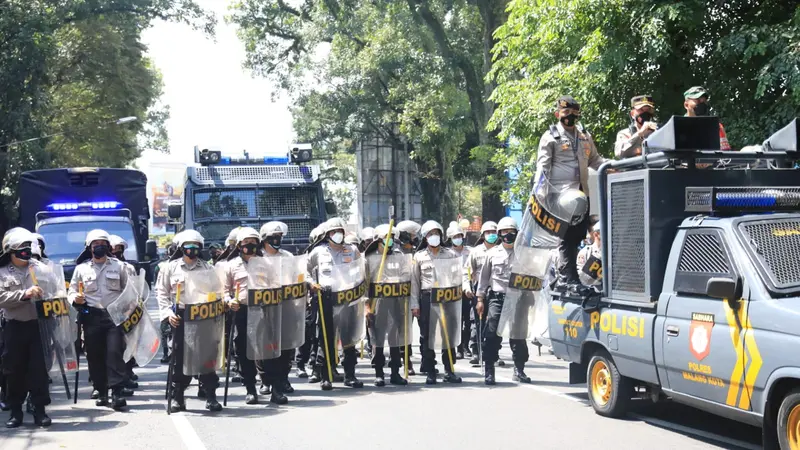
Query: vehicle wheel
[[587, 351, 633, 418], [776, 388, 800, 450]]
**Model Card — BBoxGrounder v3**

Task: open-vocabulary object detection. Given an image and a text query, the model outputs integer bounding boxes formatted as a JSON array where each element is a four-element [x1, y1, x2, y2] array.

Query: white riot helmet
[[396, 220, 421, 249], [323, 218, 347, 244], [226, 228, 240, 247], [446, 224, 464, 239], [419, 220, 444, 249], [234, 227, 261, 259], [309, 225, 323, 243], [372, 224, 399, 242], [1, 228, 35, 265], [344, 233, 361, 245], [558, 189, 589, 225], [171, 229, 205, 261], [236, 227, 260, 244], [31, 232, 46, 258], [260, 221, 288, 239], [480, 221, 498, 234], [497, 217, 518, 232], [109, 235, 128, 250], [85, 229, 111, 246], [358, 227, 375, 242]]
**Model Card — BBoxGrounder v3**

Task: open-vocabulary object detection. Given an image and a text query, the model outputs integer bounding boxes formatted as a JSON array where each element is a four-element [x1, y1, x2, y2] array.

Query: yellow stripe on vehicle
[[739, 309, 763, 410], [722, 298, 763, 410], [724, 299, 745, 407]]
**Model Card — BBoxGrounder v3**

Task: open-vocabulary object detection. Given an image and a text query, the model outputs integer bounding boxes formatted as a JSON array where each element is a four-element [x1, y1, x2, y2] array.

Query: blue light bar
[[686, 187, 800, 213], [715, 192, 778, 208], [48, 201, 121, 211], [300, 166, 312, 178], [264, 156, 289, 165], [219, 156, 232, 165]]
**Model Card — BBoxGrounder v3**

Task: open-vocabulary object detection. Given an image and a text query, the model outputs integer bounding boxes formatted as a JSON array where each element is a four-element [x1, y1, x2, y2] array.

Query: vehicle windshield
[[194, 219, 313, 244], [38, 221, 138, 265]]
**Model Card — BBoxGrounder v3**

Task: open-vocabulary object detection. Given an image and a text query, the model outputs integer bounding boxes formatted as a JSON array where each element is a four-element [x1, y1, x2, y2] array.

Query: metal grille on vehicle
[[741, 219, 800, 288], [610, 179, 646, 293], [284, 219, 313, 239], [678, 233, 729, 274], [194, 165, 306, 182], [256, 188, 317, 217], [193, 187, 318, 219], [193, 189, 256, 219]]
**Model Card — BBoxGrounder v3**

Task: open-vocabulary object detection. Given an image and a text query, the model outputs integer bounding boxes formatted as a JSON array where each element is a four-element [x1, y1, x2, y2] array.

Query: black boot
[[374, 368, 386, 387], [389, 368, 408, 386], [484, 364, 496, 386], [130, 373, 139, 381], [321, 380, 333, 391], [169, 387, 186, 413], [33, 405, 51, 427], [111, 388, 128, 411], [95, 388, 108, 406], [259, 383, 271, 395], [124, 379, 139, 390], [309, 370, 321, 384], [270, 386, 288, 405], [245, 386, 258, 405], [333, 368, 344, 383], [283, 379, 295, 394], [91, 389, 100, 400], [295, 365, 308, 378], [513, 365, 531, 383], [425, 371, 437, 385], [469, 355, 479, 366], [120, 387, 135, 397], [205, 390, 223, 412], [161, 354, 170, 364], [5, 409, 22, 428], [344, 372, 364, 388], [442, 371, 462, 384]]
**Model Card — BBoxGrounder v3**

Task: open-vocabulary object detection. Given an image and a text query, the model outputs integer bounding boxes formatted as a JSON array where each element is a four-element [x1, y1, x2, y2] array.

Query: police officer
[[215, 228, 240, 264], [31, 233, 49, 263], [0, 229, 49, 427], [295, 225, 324, 379], [109, 235, 141, 389], [615, 95, 658, 159], [364, 224, 408, 386], [68, 229, 130, 410], [535, 95, 605, 292], [357, 227, 374, 253], [395, 220, 421, 374], [258, 221, 296, 399], [577, 222, 603, 288], [412, 220, 462, 385], [307, 218, 363, 390], [476, 217, 531, 385], [157, 230, 224, 413], [446, 224, 471, 360], [208, 244, 222, 264], [464, 221, 497, 365], [156, 244, 176, 364]]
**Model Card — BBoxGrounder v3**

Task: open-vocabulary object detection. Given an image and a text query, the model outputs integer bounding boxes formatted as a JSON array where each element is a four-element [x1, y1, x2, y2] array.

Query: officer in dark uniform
[[0, 229, 49, 427], [534, 95, 604, 292]]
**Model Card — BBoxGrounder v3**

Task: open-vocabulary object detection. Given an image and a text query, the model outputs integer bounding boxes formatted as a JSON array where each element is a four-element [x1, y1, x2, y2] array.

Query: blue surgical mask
[[385, 238, 394, 248], [485, 233, 498, 244], [452, 237, 463, 247]]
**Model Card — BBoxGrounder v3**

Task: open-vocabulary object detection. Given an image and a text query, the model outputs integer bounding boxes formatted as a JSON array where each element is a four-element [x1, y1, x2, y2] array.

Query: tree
[[490, 0, 800, 202]]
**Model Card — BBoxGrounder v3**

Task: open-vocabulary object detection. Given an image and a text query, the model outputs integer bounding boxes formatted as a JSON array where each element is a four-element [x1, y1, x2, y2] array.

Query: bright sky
[[138, 0, 294, 166]]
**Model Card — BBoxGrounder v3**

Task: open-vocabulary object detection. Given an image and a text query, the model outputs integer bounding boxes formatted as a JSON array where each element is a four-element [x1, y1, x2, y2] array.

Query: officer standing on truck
[[0, 229, 48, 428], [258, 221, 296, 400], [615, 95, 658, 159], [534, 95, 605, 292], [464, 221, 497, 366], [68, 229, 130, 411], [157, 230, 224, 413], [476, 217, 532, 385]]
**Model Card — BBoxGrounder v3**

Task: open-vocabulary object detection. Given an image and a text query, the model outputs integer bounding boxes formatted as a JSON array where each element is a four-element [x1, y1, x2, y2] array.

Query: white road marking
[[171, 413, 207, 450]]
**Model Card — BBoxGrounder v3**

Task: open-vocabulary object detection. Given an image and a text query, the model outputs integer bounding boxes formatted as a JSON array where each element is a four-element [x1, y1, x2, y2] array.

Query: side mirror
[[145, 239, 158, 260], [324, 199, 337, 216], [706, 277, 742, 300], [167, 202, 182, 220]]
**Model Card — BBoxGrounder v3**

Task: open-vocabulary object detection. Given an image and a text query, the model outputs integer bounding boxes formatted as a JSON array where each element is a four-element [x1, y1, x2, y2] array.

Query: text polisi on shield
[[121, 305, 144, 334], [432, 286, 462, 303], [369, 282, 411, 299], [35, 298, 70, 319], [335, 282, 367, 304], [186, 299, 226, 321], [282, 282, 308, 301], [510, 273, 544, 291], [247, 288, 283, 307], [529, 195, 570, 238]]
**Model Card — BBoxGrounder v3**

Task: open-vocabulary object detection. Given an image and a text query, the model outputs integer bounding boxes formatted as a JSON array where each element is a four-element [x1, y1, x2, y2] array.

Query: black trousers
[[233, 309, 258, 390], [1, 320, 50, 409], [83, 308, 126, 393], [295, 300, 317, 369], [160, 319, 171, 358], [371, 347, 401, 374], [314, 293, 356, 381], [458, 294, 472, 353], [482, 293, 529, 366], [170, 315, 219, 392], [418, 293, 456, 373], [558, 215, 590, 282]]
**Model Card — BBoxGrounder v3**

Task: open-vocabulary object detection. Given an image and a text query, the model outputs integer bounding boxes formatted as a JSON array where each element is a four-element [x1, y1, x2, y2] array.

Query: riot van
[[548, 116, 800, 449]]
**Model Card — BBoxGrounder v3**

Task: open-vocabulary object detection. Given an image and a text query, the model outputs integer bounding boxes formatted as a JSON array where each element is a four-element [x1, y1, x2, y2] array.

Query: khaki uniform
[[614, 125, 644, 159], [477, 245, 513, 298], [534, 123, 604, 196]]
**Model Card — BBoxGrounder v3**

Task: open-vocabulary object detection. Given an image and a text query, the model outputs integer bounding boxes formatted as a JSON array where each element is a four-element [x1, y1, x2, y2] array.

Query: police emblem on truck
[[690, 313, 714, 361]]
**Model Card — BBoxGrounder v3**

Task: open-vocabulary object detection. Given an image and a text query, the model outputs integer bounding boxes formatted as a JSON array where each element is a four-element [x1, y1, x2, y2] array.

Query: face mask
[[384, 238, 394, 248], [452, 237, 463, 247], [427, 235, 441, 248], [113, 251, 124, 259], [485, 233, 498, 244], [560, 113, 578, 127], [241, 243, 258, 255], [183, 246, 200, 259], [692, 102, 709, 116], [92, 245, 108, 259], [411, 237, 420, 248], [330, 232, 344, 245], [635, 111, 654, 125], [266, 236, 282, 250], [14, 247, 31, 261], [502, 232, 517, 244]]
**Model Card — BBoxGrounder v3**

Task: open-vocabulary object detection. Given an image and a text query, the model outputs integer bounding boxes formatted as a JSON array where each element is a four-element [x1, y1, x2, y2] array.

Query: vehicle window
[[675, 230, 736, 296], [38, 221, 138, 265]]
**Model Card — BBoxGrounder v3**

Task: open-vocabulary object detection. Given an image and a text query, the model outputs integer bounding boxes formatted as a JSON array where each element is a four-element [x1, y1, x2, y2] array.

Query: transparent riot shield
[[327, 259, 367, 348], [579, 252, 603, 287], [279, 255, 307, 351], [244, 257, 282, 360], [428, 258, 463, 350], [135, 268, 150, 304], [107, 281, 160, 365], [498, 248, 548, 340], [517, 178, 584, 250], [367, 253, 412, 348], [32, 263, 79, 383], [181, 268, 225, 376]]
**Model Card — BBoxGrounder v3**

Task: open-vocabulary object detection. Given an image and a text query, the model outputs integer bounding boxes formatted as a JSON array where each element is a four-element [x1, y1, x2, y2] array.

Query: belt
[[488, 290, 506, 300]]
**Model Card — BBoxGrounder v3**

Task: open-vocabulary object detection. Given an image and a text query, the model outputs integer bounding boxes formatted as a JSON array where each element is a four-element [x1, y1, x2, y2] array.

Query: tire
[[776, 388, 800, 450], [586, 351, 633, 418]]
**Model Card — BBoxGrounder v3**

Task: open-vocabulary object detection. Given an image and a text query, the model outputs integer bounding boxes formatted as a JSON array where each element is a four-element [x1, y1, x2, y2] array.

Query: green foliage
[[321, 152, 357, 217], [0, 0, 214, 232], [491, 0, 800, 203]]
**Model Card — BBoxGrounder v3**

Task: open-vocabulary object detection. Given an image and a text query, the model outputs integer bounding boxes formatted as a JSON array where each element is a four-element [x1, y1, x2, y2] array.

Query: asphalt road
[[0, 301, 764, 450]]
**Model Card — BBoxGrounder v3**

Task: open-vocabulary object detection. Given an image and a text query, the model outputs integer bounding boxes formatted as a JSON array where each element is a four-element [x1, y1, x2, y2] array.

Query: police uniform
[[463, 222, 497, 363], [0, 255, 50, 426], [68, 236, 129, 408], [577, 243, 602, 287], [534, 96, 605, 286], [307, 239, 363, 387], [156, 253, 222, 411], [295, 226, 324, 380], [260, 245, 295, 397], [411, 243, 459, 379], [450, 244, 472, 358], [614, 95, 658, 159], [155, 258, 172, 363]]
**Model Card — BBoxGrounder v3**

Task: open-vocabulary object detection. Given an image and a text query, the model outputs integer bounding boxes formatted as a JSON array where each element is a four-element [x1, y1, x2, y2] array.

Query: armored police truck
[[168, 146, 335, 255], [548, 117, 800, 449]]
